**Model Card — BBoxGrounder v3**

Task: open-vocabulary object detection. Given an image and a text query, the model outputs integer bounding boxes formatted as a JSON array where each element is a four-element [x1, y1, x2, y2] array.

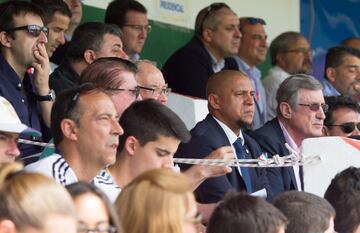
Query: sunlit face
[[109, 71, 139, 116], [19, 215, 77, 233], [325, 107, 360, 137], [206, 8, 241, 59], [327, 55, 360, 99], [94, 34, 128, 60], [215, 75, 255, 133], [76, 93, 123, 168], [286, 89, 325, 143], [45, 12, 70, 57], [6, 13, 48, 68], [121, 11, 149, 57], [74, 193, 112, 233], [278, 37, 312, 74], [182, 194, 199, 233], [0, 131, 20, 165], [238, 23, 268, 66]]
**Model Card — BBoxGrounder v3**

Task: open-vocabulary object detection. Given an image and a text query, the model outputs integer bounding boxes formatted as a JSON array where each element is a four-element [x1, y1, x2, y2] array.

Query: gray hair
[[276, 74, 323, 115], [270, 31, 305, 66]]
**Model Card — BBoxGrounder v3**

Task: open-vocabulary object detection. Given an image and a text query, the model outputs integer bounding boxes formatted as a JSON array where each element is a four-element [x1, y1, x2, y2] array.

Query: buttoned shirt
[[322, 79, 341, 96]]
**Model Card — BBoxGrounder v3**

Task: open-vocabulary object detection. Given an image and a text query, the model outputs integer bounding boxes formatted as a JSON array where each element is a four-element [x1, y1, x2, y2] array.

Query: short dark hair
[[274, 191, 335, 233], [324, 167, 360, 233], [66, 22, 122, 62], [0, 1, 44, 39], [207, 192, 287, 233], [324, 45, 360, 80], [105, 0, 147, 28], [118, 99, 190, 152], [51, 83, 99, 146], [269, 31, 305, 66], [31, 0, 71, 25], [324, 95, 360, 126]]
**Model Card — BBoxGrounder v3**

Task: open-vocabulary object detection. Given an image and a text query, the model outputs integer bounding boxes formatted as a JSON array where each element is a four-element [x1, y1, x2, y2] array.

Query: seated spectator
[[0, 162, 77, 233], [324, 167, 360, 233], [66, 182, 119, 233], [0, 96, 41, 164], [50, 22, 127, 95], [162, 2, 240, 98], [341, 37, 360, 50], [136, 60, 171, 105], [324, 96, 360, 137], [207, 193, 287, 233], [116, 168, 200, 233], [25, 83, 123, 184], [274, 191, 335, 233]]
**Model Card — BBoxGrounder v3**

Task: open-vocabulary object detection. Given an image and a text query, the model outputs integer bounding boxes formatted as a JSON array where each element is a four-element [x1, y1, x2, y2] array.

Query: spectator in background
[[233, 17, 268, 130], [50, 22, 127, 95], [0, 1, 52, 163], [274, 191, 335, 233], [325, 167, 360, 233], [136, 60, 170, 105], [322, 45, 360, 100], [162, 2, 240, 98], [207, 193, 288, 233], [323, 95, 360, 137], [31, 0, 71, 72], [263, 31, 312, 120], [105, 0, 149, 61], [342, 37, 360, 50]]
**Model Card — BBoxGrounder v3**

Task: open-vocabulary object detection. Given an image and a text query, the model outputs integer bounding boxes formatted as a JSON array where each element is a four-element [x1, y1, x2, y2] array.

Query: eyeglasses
[[199, 3, 229, 32], [77, 225, 117, 233], [298, 103, 329, 113], [107, 86, 140, 99], [5, 25, 49, 37], [326, 122, 360, 134], [123, 24, 152, 33], [282, 48, 313, 56], [139, 86, 171, 97]]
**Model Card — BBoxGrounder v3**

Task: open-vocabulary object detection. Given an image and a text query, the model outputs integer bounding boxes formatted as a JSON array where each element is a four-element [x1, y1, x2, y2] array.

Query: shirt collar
[[278, 118, 299, 152], [206, 48, 225, 73], [212, 115, 244, 145]]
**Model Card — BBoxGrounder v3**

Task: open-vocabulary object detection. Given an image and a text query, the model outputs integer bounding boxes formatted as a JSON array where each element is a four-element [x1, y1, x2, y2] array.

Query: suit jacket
[[249, 118, 303, 197], [175, 114, 272, 203], [162, 36, 238, 99]]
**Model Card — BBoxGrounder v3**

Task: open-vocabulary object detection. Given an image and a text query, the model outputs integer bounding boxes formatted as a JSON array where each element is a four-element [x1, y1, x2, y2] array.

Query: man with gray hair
[[250, 74, 326, 197], [263, 31, 313, 120]]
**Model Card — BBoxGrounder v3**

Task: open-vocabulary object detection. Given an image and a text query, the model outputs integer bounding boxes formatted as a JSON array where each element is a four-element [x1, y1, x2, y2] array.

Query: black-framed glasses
[[123, 24, 152, 33], [5, 25, 49, 37], [199, 2, 229, 32], [107, 86, 140, 99], [298, 103, 329, 113], [326, 122, 360, 134], [77, 225, 117, 233], [139, 86, 171, 97]]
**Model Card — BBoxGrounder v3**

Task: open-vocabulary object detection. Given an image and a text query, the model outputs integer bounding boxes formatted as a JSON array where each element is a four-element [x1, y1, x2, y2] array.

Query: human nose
[[112, 119, 124, 136], [58, 32, 66, 44], [234, 27, 241, 38], [38, 31, 48, 44], [7, 139, 20, 158], [158, 92, 168, 105], [316, 107, 326, 120], [163, 156, 174, 169]]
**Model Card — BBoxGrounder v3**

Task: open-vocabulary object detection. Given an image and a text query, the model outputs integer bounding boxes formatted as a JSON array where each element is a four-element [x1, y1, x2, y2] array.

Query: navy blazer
[[175, 114, 272, 203], [249, 118, 303, 197], [162, 36, 238, 99]]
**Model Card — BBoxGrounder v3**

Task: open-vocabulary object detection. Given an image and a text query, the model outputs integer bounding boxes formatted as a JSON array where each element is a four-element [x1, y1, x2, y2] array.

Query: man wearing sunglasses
[[162, 2, 240, 99], [105, 0, 149, 61], [250, 74, 326, 197], [0, 1, 53, 163], [323, 96, 360, 137]]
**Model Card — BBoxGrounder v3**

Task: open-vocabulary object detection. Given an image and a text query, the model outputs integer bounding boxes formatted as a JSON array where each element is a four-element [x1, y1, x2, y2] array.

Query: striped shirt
[[93, 170, 121, 203]]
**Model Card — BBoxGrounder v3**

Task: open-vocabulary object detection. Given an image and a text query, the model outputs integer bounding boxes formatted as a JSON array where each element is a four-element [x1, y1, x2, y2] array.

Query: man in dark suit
[[176, 70, 271, 203], [250, 74, 326, 197], [162, 2, 240, 98]]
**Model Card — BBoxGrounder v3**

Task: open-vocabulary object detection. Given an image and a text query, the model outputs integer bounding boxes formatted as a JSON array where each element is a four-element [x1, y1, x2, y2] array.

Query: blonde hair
[[115, 169, 193, 233], [0, 162, 76, 231]]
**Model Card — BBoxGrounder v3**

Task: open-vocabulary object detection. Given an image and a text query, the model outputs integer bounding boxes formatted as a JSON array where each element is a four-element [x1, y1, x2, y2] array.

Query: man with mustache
[[175, 70, 272, 203], [162, 2, 240, 99], [233, 17, 268, 130], [323, 45, 360, 102], [26, 84, 123, 184], [250, 74, 326, 197], [263, 31, 313, 120]]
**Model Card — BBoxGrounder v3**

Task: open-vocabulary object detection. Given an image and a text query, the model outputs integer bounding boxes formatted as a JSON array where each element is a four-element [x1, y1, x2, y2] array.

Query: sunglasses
[[239, 17, 266, 30], [5, 25, 49, 37], [326, 122, 360, 134], [298, 103, 329, 113], [199, 3, 229, 32]]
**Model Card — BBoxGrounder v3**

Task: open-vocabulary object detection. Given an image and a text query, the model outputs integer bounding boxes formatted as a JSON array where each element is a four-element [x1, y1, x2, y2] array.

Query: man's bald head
[[206, 70, 248, 98]]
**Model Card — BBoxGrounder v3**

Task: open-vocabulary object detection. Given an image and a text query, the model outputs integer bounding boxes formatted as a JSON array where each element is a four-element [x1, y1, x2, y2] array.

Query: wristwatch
[[36, 89, 56, 102]]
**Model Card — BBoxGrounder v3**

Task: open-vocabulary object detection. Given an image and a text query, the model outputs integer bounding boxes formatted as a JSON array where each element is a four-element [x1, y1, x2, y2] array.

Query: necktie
[[233, 138, 252, 193]]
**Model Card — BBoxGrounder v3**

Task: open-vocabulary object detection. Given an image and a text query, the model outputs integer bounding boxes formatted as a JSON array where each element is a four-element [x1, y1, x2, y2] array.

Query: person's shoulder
[[24, 153, 63, 175]]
